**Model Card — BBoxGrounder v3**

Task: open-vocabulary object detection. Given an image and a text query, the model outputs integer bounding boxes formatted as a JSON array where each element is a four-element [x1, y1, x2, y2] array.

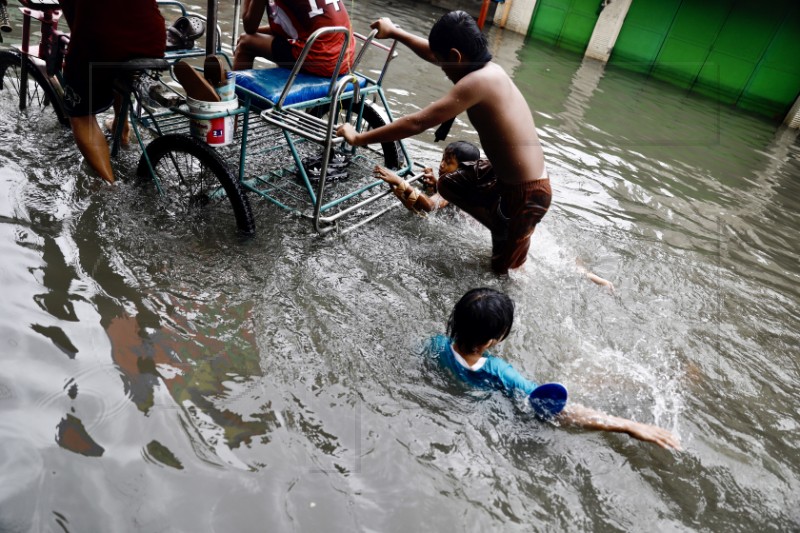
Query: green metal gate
[[527, 0, 602, 54], [609, 0, 800, 119]]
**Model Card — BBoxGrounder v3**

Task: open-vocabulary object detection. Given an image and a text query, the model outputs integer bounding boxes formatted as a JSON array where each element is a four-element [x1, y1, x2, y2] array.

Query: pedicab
[[136, 0, 421, 235]]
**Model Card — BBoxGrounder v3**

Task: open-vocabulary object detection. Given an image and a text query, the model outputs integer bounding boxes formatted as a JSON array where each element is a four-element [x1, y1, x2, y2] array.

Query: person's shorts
[[62, 60, 127, 117], [438, 159, 552, 273], [270, 35, 297, 69]]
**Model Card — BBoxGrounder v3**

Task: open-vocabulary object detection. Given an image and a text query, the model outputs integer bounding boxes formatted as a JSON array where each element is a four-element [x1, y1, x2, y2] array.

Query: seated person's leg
[[62, 61, 117, 183], [104, 92, 130, 146], [234, 32, 295, 70]]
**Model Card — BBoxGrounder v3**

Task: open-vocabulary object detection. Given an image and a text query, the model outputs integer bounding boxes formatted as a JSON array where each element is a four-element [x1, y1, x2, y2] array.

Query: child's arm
[[241, 0, 267, 34], [375, 166, 440, 213], [415, 168, 448, 212], [557, 404, 681, 450], [370, 18, 438, 64], [575, 263, 615, 292]]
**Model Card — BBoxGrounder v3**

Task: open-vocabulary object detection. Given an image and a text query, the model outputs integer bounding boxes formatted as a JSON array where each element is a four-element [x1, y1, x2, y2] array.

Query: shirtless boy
[[337, 11, 551, 274]]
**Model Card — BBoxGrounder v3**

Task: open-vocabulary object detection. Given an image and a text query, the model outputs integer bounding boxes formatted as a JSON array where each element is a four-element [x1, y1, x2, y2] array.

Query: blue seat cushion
[[234, 68, 367, 107]]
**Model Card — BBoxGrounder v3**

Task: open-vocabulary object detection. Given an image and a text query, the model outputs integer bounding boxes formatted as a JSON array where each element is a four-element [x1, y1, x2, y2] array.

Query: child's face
[[438, 152, 459, 177], [434, 52, 462, 84]]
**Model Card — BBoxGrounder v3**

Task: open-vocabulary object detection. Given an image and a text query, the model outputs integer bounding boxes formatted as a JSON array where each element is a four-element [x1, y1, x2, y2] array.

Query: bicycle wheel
[[136, 134, 256, 236], [0, 50, 69, 125], [313, 98, 404, 169]]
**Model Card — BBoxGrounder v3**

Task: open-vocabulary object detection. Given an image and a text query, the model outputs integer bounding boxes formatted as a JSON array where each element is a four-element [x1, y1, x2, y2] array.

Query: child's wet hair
[[447, 288, 514, 353], [444, 141, 480, 164], [429, 11, 492, 67]]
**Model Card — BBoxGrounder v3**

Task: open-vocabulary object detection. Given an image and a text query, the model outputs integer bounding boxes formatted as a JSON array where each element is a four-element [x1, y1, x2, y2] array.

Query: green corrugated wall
[[528, 0, 800, 120], [527, 0, 601, 54]]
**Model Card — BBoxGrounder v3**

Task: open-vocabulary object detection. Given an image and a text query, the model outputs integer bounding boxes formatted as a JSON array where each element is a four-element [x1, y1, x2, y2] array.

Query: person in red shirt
[[233, 0, 355, 77], [59, 0, 165, 183]]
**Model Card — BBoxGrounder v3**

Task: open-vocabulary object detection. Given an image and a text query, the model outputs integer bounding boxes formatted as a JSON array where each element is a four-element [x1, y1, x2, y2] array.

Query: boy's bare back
[[448, 62, 545, 185]]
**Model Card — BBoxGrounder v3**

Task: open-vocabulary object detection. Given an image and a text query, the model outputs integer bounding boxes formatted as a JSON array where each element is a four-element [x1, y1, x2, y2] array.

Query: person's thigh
[[62, 60, 116, 117], [491, 179, 552, 272], [238, 32, 295, 68], [269, 35, 296, 68]]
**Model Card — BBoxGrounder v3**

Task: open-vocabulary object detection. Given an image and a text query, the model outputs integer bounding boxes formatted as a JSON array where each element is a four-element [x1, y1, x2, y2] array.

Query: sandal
[[203, 55, 227, 86], [174, 60, 220, 102], [166, 15, 206, 51], [295, 153, 351, 184]]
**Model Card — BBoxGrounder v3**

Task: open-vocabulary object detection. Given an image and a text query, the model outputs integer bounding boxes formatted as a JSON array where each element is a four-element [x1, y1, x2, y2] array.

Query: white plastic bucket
[[187, 96, 238, 147], [215, 72, 236, 102]]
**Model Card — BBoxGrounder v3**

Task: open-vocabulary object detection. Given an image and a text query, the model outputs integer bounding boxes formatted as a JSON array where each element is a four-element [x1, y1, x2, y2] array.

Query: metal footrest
[[260, 107, 345, 145]]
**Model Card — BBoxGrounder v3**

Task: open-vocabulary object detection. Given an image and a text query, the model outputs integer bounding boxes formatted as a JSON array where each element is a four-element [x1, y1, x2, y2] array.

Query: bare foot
[[104, 117, 130, 146]]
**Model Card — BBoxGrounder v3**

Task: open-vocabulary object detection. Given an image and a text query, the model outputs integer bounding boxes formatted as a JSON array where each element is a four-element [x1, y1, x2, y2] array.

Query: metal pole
[[477, 0, 490, 29], [206, 0, 218, 55], [232, 0, 242, 50]]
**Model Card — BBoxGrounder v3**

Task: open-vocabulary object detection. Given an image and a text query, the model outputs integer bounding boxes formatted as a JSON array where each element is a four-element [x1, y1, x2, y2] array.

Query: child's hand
[[625, 421, 682, 450], [374, 165, 402, 186], [370, 17, 397, 39], [422, 167, 436, 190]]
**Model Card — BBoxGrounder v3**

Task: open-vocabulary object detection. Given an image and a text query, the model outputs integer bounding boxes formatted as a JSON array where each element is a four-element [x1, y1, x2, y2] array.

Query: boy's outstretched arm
[[370, 18, 438, 64], [557, 404, 682, 450], [338, 78, 480, 146]]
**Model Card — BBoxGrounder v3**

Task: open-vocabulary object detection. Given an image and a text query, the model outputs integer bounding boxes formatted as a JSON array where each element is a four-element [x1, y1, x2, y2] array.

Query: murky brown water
[[1, 1, 798, 531]]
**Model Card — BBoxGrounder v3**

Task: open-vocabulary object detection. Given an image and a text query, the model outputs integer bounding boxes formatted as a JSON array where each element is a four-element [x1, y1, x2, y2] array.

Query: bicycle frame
[[13, 0, 65, 113]]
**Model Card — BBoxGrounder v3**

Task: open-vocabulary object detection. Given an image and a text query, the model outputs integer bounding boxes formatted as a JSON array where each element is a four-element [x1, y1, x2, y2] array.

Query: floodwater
[[1, 1, 799, 531]]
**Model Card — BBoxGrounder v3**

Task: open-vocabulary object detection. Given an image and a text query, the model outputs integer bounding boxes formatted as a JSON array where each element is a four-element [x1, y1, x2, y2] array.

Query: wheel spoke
[[0, 52, 64, 123]]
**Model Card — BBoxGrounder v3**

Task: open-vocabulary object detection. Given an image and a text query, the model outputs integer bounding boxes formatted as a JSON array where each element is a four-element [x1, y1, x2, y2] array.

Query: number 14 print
[[307, 0, 340, 18]]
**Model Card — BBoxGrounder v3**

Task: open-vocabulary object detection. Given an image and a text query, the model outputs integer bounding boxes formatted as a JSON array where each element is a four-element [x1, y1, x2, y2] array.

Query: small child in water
[[374, 140, 480, 214], [427, 288, 680, 449]]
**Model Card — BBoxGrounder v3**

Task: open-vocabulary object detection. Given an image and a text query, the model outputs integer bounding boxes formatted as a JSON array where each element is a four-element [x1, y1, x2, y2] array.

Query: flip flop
[[166, 15, 205, 51], [204, 55, 227, 87], [302, 152, 351, 172], [174, 60, 220, 102], [528, 383, 568, 419], [0, 2, 12, 34], [295, 165, 350, 184]]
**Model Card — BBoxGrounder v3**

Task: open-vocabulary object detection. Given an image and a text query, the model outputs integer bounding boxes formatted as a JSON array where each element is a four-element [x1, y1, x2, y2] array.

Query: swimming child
[[337, 11, 551, 275], [375, 140, 480, 213], [427, 288, 681, 449]]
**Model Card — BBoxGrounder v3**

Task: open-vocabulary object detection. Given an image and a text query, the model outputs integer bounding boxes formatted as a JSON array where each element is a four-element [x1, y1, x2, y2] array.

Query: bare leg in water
[[69, 114, 115, 183], [104, 93, 130, 146]]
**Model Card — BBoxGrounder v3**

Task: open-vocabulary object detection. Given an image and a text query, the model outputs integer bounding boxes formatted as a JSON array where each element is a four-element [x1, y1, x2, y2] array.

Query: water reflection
[[0, 1, 799, 531]]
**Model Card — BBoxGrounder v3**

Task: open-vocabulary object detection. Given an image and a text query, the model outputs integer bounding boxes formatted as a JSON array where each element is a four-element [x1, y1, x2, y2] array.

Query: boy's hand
[[625, 421, 682, 450], [370, 17, 397, 39], [336, 123, 359, 146]]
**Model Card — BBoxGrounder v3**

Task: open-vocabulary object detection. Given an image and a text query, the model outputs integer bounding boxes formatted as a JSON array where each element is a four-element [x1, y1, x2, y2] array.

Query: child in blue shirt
[[428, 288, 681, 450]]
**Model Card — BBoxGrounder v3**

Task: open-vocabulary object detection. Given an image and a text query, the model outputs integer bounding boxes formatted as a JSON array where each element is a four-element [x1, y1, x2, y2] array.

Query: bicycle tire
[[136, 134, 256, 236], [357, 100, 403, 170], [313, 98, 404, 170], [0, 50, 69, 126]]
